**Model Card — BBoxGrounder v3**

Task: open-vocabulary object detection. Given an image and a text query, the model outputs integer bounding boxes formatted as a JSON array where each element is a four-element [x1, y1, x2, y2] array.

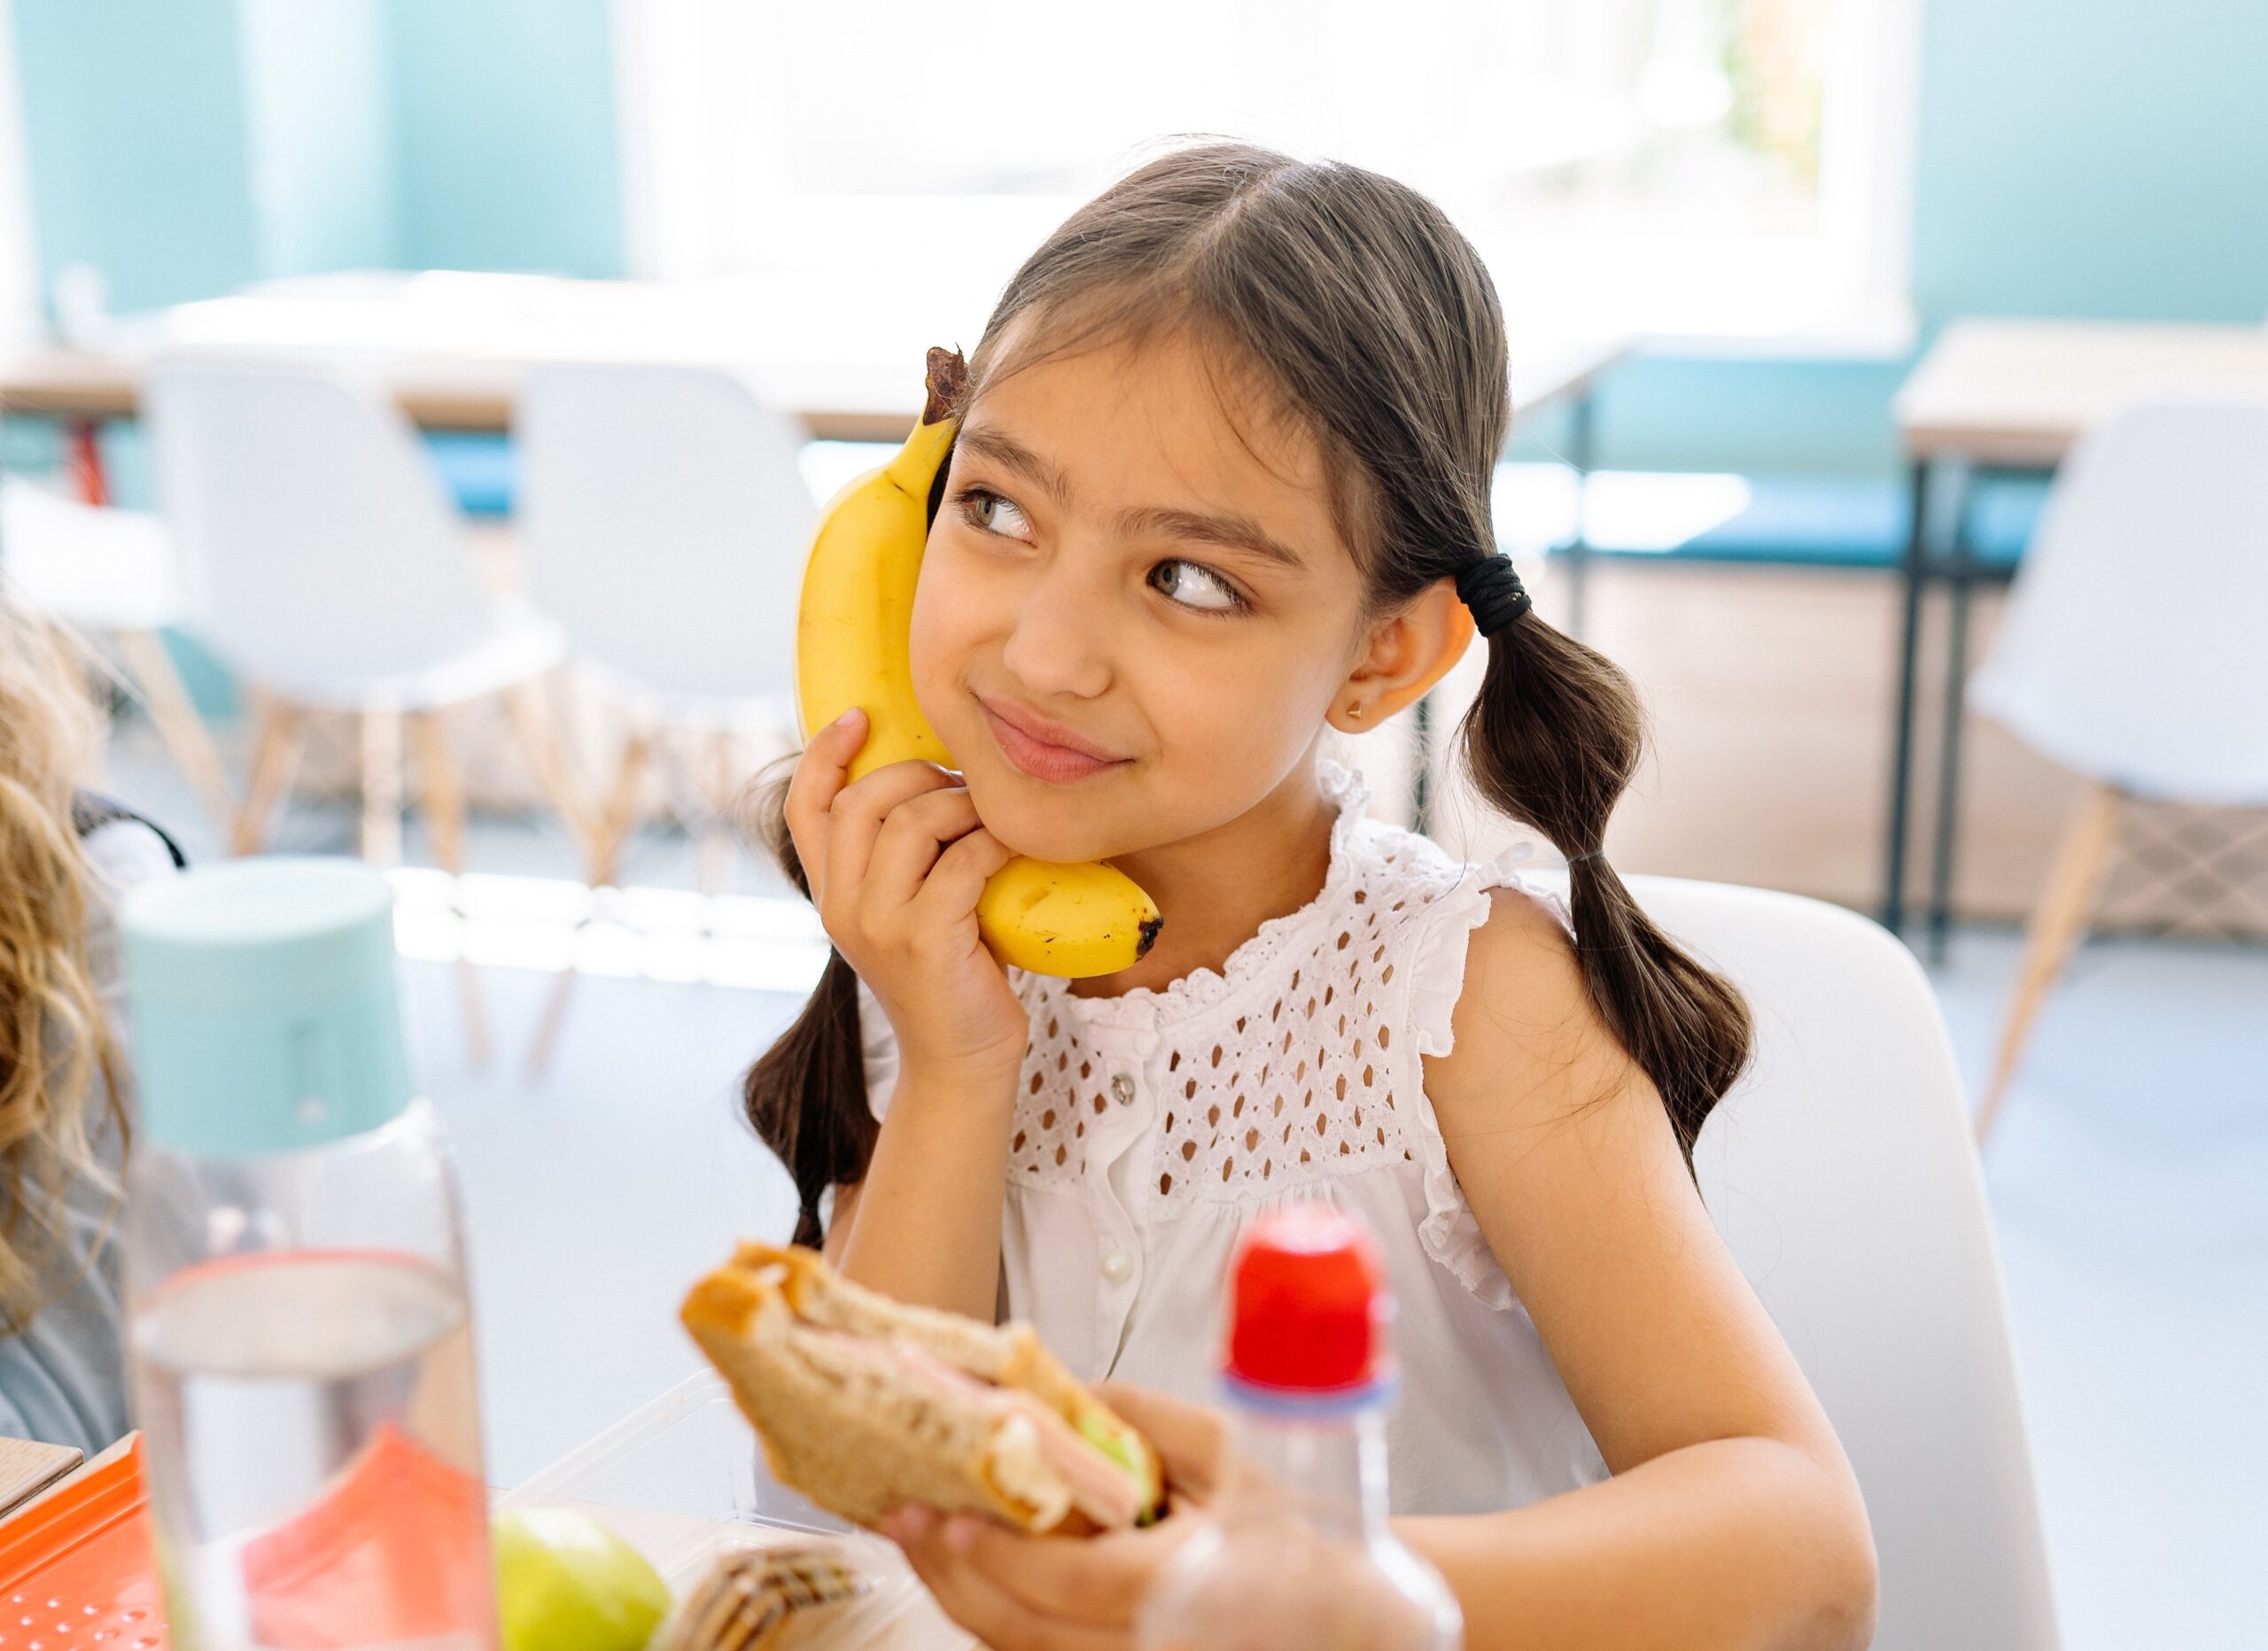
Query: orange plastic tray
[[0, 1438, 167, 1650]]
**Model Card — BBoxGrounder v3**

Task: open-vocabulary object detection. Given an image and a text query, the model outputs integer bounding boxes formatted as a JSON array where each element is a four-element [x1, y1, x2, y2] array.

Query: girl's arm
[[820, 1051, 1019, 1319], [784, 708, 1029, 1320], [1405, 888, 1878, 1649]]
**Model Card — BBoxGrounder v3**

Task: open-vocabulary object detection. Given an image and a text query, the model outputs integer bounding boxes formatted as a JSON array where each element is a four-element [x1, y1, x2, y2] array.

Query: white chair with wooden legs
[[0, 477, 236, 835], [515, 362, 815, 1071], [1966, 400, 2268, 1142], [143, 360, 589, 1066]]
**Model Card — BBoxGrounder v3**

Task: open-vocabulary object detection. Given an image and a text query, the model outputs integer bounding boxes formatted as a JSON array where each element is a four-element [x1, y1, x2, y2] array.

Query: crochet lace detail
[[998, 759, 1566, 1308]]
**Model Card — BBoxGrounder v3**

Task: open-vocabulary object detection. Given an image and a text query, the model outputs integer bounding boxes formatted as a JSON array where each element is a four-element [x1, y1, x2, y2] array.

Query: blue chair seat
[[1565, 471, 2048, 571], [422, 432, 517, 518]]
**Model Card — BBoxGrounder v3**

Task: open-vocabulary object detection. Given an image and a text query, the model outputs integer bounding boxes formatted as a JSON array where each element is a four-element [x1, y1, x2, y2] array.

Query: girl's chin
[[975, 820, 1115, 865], [962, 788, 1122, 866]]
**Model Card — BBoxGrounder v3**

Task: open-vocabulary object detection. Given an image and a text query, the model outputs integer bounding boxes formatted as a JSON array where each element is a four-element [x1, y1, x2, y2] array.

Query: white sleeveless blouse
[[855, 757, 1609, 1515]]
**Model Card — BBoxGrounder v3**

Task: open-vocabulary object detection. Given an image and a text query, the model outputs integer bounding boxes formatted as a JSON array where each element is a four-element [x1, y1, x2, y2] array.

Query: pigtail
[[739, 760, 875, 1248], [737, 437, 955, 1248], [1456, 616, 1752, 1162]]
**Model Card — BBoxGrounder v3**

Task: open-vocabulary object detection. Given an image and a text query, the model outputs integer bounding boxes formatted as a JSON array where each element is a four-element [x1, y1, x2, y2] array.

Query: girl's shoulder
[[1335, 804, 1578, 1049]]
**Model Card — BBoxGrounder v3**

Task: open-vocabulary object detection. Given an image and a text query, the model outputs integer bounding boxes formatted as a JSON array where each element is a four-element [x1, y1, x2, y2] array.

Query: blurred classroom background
[[1, 3, 2262, 1647]]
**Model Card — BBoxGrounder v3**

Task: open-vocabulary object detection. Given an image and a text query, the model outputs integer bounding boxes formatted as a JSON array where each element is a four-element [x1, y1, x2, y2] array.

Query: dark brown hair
[[748, 139, 1750, 1244]]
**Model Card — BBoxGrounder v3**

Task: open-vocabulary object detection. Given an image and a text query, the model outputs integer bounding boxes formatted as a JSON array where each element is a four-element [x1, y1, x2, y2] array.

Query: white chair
[[143, 360, 588, 1063], [0, 476, 235, 833], [1554, 872, 2058, 1650], [1964, 400, 2268, 1139], [514, 361, 816, 1066]]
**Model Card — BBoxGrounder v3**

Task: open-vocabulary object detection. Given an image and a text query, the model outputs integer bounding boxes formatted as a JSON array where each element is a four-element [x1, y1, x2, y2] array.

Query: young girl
[[0, 593, 183, 1453], [746, 141, 1876, 1647]]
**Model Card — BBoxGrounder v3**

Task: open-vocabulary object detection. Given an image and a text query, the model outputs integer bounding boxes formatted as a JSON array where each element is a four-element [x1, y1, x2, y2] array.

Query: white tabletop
[[1895, 317, 2268, 466], [1, 270, 1630, 444]]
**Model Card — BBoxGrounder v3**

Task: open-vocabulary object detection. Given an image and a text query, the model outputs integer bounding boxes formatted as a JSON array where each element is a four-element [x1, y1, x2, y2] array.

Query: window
[[616, 0, 1917, 347]]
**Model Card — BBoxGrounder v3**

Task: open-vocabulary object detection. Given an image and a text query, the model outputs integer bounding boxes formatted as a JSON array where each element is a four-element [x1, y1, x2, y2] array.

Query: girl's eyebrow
[[956, 422, 1073, 507], [955, 422, 1309, 575], [1115, 505, 1309, 575]]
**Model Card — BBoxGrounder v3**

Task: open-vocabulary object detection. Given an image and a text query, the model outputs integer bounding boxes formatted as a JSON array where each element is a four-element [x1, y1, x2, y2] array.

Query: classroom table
[[1884, 317, 2268, 950], [0, 271, 1628, 830], [0, 268, 1627, 492]]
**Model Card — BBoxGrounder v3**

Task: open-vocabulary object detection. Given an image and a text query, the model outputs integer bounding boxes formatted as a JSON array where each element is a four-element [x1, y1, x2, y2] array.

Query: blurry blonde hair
[[0, 589, 126, 1329]]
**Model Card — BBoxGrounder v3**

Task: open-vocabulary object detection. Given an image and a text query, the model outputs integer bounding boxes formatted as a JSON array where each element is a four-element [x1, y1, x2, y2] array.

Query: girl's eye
[[954, 486, 1033, 541], [1149, 558, 1249, 616]]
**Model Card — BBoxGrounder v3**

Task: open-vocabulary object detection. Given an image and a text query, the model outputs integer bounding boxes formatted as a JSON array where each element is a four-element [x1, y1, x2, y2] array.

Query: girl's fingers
[[883, 1509, 1129, 1651], [1095, 1384, 1231, 1502], [905, 826, 1018, 929], [783, 709, 869, 895], [817, 759, 960, 911], [942, 1517, 1173, 1625], [860, 786, 984, 911]]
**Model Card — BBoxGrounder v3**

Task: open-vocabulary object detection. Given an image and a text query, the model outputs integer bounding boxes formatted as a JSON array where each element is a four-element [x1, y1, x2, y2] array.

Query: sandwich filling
[[799, 1323, 1150, 1530]]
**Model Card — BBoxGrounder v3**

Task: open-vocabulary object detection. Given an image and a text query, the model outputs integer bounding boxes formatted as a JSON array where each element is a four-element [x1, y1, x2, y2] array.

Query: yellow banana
[[795, 347, 1162, 979]]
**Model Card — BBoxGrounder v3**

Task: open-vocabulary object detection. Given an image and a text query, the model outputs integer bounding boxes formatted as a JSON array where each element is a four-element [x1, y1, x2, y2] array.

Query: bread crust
[[684, 1244, 1171, 1533], [721, 1244, 1160, 1488]]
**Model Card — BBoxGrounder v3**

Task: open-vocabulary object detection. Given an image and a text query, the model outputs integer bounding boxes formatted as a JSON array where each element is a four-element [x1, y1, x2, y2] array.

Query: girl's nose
[[998, 559, 1115, 701]]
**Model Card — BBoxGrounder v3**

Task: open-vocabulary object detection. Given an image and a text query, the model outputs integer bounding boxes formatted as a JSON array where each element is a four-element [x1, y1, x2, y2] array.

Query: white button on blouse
[[857, 758, 1610, 1516]]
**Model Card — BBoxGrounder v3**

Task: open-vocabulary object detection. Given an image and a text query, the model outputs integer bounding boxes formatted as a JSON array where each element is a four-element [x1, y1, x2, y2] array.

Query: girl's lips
[[978, 699, 1127, 785]]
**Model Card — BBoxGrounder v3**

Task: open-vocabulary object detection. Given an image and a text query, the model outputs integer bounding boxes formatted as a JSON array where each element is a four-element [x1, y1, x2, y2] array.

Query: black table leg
[[1929, 523, 1977, 963], [1882, 459, 1933, 934]]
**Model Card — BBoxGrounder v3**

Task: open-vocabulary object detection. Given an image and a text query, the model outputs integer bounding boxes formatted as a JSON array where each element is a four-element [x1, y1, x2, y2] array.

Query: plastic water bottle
[[120, 857, 495, 1651], [1136, 1205, 1462, 1651]]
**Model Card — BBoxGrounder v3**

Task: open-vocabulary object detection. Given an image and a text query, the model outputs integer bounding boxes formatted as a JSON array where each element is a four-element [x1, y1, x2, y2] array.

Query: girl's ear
[[1328, 575, 1476, 732]]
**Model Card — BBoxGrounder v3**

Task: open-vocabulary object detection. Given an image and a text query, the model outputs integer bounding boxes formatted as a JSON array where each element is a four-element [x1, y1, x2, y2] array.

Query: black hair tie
[[1456, 554, 1534, 637]]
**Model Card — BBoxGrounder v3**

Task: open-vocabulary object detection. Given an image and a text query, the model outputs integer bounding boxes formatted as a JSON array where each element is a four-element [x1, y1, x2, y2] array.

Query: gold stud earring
[[1348, 702, 1365, 721]]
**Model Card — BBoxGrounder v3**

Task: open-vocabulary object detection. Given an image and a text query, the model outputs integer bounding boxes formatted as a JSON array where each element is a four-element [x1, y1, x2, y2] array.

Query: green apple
[[493, 1508, 671, 1651]]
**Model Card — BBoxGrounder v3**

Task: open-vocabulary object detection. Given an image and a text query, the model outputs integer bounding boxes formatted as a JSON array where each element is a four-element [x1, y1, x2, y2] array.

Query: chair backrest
[[1581, 872, 2060, 1650], [1969, 399, 2268, 802], [143, 360, 493, 696], [517, 362, 816, 709]]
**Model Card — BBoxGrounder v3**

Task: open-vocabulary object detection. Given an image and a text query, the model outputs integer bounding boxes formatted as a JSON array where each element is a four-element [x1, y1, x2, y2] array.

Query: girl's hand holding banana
[[786, 706, 1031, 1086]]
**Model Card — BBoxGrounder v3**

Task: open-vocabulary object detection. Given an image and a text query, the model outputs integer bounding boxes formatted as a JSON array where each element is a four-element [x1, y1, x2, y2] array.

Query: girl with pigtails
[[743, 140, 1877, 1648]]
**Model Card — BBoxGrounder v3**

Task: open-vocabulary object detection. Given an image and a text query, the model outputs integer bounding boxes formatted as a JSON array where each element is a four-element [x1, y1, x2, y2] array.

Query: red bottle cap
[[1223, 1205, 1394, 1403]]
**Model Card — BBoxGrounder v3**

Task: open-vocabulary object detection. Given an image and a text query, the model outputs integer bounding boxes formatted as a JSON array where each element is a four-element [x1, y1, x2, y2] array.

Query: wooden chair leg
[[503, 678, 596, 855], [230, 697, 307, 856], [113, 630, 234, 838], [1976, 783, 2122, 1144], [361, 708, 405, 867], [525, 728, 653, 1077], [695, 727, 741, 898], [411, 710, 489, 1068], [588, 727, 654, 891]]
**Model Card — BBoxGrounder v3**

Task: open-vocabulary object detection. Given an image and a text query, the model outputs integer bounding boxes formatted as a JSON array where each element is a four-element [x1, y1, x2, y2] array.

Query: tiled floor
[[97, 724, 2268, 1650]]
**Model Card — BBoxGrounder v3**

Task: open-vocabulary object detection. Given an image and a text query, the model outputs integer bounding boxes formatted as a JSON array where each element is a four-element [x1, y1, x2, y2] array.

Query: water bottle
[[120, 857, 494, 1651], [1136, 1205, 1461, 1651]]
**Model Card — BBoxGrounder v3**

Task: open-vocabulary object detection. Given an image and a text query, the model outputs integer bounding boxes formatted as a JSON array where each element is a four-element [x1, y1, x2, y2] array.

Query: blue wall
[[11, 0, 264, 312], [5, 0, 621, 317], [386, 0, 622, 278], [1909, 0, 2268, 326]]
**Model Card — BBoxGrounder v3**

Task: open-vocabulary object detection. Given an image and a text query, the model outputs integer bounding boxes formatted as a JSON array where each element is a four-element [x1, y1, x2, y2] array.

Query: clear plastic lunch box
[[499, 1370, 976, 1649]]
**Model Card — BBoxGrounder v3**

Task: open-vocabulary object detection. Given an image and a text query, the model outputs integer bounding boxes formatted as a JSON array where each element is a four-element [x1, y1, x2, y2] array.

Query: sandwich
[[680, 1243, 1163, 1535], [658, 1544, 870, 1651]]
